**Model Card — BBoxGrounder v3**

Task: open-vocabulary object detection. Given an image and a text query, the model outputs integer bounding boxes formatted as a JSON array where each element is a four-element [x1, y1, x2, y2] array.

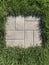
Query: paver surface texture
[[6, 16, 42, 48]]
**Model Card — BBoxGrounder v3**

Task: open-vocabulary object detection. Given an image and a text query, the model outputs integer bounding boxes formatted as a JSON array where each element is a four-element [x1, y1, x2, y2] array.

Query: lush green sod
[[0, 47, 44, 65], [0, 0, 49, 65]]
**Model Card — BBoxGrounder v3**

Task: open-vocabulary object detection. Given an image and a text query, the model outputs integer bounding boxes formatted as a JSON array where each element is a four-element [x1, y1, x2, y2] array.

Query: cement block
[[24, 16, 40, 21], [6, 31, 24, 40], [6, 16, 16, 31], [15, 40, 24, 47], [34, 30, 42, 46], [6, 40, 24, 47], [6, 40, 15, 47], [16, 16, 24, 30], [24, 31, 33, 48], [25, 20, 40, 30]]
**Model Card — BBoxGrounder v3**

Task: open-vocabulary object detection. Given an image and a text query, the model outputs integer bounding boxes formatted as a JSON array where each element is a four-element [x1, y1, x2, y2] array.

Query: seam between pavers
[[14, 29, 40, 31], [33, 30, 34, 46], [24, 17, 25, 48], [6, 39, 24, 40], [24, 20, 40, 22], [15, 16, 16, 30]]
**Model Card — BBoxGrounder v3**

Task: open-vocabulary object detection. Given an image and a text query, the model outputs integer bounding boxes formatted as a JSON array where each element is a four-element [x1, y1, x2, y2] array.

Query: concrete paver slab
[[25, 20, 40, 30], [6, 40, 24, 47], [6, 16, 15, 31], [24, 16, 40, 21], [25, 31, 33, 48], [34, 30, 42, 46], [6, 31, 24, 40], [16, 16, 24, 30]]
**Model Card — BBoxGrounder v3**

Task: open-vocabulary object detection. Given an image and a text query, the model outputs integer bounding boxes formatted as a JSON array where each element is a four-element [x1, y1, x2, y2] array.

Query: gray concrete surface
[[6, 16, 42, 48]]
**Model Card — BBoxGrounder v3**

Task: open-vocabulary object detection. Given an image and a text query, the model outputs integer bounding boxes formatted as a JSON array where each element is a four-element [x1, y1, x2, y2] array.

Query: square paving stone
[[24, 16, 40, 21], [34, 30, 42, 46], [25, 20, 40, 30], [16, 16, 24, 30], [15, 40, 24, 47], [24, 16, 35, 21], [6, 40, 24, 47], [6, 16, 16, 31], [24, 31, 33, 48], [6, 31, 24, 40], [6, 40, 16, 47]]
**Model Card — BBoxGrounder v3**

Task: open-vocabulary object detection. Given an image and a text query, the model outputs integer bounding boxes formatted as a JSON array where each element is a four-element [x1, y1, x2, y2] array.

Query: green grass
[[0, 47, 44, 65], [0, 0, 49, 65]]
